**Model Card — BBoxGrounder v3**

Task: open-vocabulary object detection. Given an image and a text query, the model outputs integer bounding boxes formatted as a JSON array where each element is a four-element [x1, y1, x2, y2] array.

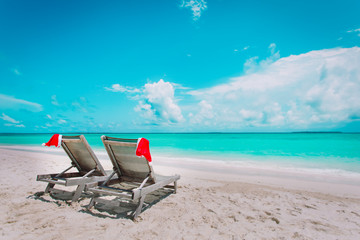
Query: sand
[[1, 145, 360, 240]]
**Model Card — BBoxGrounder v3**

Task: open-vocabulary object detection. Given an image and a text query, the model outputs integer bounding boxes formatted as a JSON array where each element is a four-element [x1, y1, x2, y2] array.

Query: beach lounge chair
[[86, 135, 180, 219], [37, 135, 111, 202]]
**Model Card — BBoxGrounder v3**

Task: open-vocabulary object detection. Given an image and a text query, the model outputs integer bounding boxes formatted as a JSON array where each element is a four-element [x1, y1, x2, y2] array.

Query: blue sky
[[0, 0, 360, 133]]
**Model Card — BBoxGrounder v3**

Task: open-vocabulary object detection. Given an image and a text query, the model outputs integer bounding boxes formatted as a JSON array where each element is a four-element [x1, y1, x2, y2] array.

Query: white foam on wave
[[2, 144, 360, 180], [155, 153, 360, 180]]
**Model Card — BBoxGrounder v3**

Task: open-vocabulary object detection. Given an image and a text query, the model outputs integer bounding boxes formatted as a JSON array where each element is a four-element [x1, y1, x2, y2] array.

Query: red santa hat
[[42, 134, 62, 148], [136, 138, 152, 162]]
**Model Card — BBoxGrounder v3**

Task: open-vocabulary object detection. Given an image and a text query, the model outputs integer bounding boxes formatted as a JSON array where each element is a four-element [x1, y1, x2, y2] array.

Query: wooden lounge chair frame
[[37, 135, 111, 202], [86, 135, 180, 219]]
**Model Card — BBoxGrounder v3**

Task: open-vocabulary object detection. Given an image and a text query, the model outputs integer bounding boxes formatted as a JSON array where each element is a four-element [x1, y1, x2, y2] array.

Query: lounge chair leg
[[174, 181, 178, 194], [87, 195, 97, 210], [72, 183, 85, 202], [45, 183, 55, 193], [134, 195, 146, 219]]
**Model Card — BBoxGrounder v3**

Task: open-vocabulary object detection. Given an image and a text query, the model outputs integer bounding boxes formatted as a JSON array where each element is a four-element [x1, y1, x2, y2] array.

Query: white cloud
[[0, 94, 43, 112], [1, 113, 25, 127], [347, 28, 360, 37], [71, 97, 93, 113], [180, 0, 207, 21], [189, 100, 214, 125], [243, 43, 280, 74], [12, 68, 21, 75], [4, 123, 25, 128], [269, 43, 276, 50], [58, 119, 67, 124], [51, 95, 59, 106], [188, 47, 360, 129], [105, 80, 186, 125], [262, 43, 280, 66], [243, 56, 259, 74], [135, 79, 184, 124], [235, 46, 250, 52], [46, 114, 52, 119], [72, 102, 87, 112], [239, 109, 263, 122], [104, 84, 140, 93], [0, 113, 20, 123], [170, 82, 190, 90], [347, 28, 360, 33], [134, 101, 157, 121]]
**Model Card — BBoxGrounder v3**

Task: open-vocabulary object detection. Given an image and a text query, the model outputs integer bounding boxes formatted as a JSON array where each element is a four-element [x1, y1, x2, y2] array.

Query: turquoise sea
[[0, 133, 360, 174]]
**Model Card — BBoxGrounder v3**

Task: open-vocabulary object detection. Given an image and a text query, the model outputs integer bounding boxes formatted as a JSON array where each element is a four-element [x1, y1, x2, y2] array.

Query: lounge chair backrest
[[61, 135, 106, 176], [101, 135, 156, 183]]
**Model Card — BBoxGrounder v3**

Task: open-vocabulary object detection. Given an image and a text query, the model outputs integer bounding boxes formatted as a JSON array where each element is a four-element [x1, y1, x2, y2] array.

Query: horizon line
[[1, 131, 360, 135]]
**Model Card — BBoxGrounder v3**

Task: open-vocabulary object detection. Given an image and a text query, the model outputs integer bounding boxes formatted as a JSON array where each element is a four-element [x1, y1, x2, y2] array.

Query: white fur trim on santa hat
[[136, 138, 142, 156], [57, 134, 62, 147]]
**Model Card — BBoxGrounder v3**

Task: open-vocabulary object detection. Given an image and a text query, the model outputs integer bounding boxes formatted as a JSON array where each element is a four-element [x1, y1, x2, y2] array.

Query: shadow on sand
[[28, 187, 175, 220], [27, 190, 91, 206], [80, 187, 175, 220]]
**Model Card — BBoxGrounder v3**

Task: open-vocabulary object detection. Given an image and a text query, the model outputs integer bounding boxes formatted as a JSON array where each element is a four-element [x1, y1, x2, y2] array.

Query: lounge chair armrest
[[37, 174, 53, 181], [132, 175, 180, 200], [132, 188, 141, 200]]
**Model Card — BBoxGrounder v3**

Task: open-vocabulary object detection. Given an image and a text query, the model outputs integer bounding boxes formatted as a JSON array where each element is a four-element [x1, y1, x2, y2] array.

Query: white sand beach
[[1, 145, 360, 240]]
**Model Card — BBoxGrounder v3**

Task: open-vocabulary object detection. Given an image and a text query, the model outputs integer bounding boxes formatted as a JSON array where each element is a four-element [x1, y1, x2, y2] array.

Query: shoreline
[[1, 144, 360, 197], [1, 144, 360, 180]]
